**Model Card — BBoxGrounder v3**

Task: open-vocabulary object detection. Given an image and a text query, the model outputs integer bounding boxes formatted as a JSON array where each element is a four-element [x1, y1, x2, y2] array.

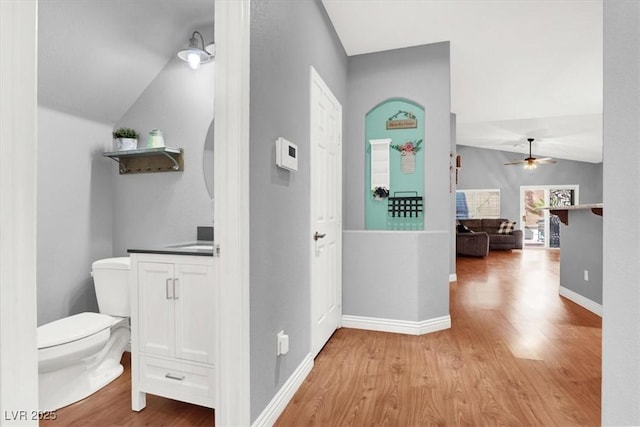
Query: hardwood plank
[[276, 249, 601, 426], [39, 352, 214, 426]]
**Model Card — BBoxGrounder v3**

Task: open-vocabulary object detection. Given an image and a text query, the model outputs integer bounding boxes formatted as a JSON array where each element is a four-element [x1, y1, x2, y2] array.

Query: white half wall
[[343, 230, 450, 323]]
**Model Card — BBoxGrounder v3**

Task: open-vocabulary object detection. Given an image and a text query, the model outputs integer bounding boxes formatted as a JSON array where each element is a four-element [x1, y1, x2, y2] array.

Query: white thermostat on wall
[[275, 137, 298, 171]]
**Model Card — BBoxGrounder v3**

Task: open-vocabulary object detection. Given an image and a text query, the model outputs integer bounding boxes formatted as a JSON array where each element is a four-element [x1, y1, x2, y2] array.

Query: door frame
[[0, 0, 39, 417], [519, 185, 579, 248], [213, 0, 251, 425], [0, 1, 252, 422], [309, 66, 343, 358]]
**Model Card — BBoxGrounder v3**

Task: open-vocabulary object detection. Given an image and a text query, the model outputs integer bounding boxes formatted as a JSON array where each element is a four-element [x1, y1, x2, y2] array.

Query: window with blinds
[[456, 189, 501, 219]]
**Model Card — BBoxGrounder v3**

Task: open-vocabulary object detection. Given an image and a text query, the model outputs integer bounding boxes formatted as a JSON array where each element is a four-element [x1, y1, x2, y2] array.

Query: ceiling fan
[[504, 138, 557, 169]]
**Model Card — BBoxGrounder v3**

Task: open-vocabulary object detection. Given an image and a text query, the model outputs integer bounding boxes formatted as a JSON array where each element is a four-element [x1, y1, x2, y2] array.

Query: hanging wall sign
[[386, 110, 417, 129]]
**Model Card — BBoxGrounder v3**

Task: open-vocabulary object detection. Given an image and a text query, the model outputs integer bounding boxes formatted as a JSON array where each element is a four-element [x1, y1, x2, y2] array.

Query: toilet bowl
[[38, 257, 131, 411]]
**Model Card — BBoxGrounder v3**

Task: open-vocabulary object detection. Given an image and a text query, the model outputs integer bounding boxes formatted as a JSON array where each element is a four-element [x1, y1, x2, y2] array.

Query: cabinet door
[[174, 263, 215, 364], [138, 262, 175, 357]]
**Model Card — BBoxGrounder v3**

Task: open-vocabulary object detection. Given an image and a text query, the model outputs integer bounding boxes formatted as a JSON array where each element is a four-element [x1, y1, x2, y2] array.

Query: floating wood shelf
[[540, 203, 603, 225], [104, 147, 184, 175]]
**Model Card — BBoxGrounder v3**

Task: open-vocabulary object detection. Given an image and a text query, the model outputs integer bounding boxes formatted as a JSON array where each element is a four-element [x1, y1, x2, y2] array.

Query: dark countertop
[[127, 241, 214, 257]]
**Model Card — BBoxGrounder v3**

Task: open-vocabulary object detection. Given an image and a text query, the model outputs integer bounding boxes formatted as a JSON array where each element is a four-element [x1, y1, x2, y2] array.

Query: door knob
[[314, 232, 326, 241]]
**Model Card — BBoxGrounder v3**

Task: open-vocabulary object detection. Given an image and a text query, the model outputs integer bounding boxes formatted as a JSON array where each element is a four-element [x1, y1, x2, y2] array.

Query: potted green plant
[[372, 186, 390, 200], [112, 127, 140, 151]]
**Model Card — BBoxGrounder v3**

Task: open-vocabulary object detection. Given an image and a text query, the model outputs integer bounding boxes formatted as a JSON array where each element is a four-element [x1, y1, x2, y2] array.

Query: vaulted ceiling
[[322, 0, 603, 163], [38, 0, 214, 125], [38, 1, 602, 162]]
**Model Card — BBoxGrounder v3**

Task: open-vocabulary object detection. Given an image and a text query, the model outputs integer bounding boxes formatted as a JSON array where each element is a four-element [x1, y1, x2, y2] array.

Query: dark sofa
[[458, 218, 523, 251]]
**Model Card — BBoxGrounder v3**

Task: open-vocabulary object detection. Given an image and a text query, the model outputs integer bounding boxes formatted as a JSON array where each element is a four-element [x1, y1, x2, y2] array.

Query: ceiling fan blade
[[535, 158, 557, 164], [504, 160, 526, 165]]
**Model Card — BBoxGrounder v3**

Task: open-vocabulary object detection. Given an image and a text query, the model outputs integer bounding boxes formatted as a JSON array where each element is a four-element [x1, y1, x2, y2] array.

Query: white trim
[[251, 353, 314, 427], [213, 1, 251, 425], [342, 315, 451, 336], [0, 0, 39, 419], [559, 286, 603, 317], [449, 273, 457, 282]]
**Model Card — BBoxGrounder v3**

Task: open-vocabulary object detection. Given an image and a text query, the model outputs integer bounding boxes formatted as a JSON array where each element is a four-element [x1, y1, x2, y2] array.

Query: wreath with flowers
[[391, 139, 423, 155]]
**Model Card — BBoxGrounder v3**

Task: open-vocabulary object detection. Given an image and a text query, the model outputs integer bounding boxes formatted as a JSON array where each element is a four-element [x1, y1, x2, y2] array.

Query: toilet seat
[[38, 312, 114, 349], [38, 312, 118, 374]]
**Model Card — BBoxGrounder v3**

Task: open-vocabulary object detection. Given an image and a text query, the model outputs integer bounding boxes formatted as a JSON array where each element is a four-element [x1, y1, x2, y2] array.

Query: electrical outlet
[[584, 270, 589, 281], [277, 330, 289, 356]]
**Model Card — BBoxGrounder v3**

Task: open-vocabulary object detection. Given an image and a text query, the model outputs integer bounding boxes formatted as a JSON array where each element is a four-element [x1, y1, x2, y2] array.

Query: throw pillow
[[497, 221, 516, 234], [457, 223, 474, 233]]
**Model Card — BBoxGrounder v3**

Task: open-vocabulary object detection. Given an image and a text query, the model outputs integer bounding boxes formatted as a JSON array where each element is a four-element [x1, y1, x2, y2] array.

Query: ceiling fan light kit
[[504, 138, 556, 169]]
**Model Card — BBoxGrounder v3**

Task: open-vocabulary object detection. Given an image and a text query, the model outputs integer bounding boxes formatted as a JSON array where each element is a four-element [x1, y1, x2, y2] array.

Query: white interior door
[[310, 67, 342, 358]]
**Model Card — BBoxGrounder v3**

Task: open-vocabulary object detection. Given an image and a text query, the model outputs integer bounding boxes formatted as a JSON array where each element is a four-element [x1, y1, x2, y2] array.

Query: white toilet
[[38, 257, 131, 411]]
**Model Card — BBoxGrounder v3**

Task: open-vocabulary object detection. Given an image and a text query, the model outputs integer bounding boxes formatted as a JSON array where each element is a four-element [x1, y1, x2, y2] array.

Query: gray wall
[[450, 114, 457, 277], [37, 107, 114, 325], [345, 42, 452, 233], [113, 35, 215, 255], [457, 145, 603, 223], [343, 231, 449, 321], [341, 42, 451, 335], [603, 1, 640, 424], [559, 210, 602, 305], [249, 0, 347, 421]]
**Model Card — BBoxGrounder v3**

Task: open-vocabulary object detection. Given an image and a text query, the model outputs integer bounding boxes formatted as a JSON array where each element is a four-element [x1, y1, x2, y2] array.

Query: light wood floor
[[40, 352, 214, 426], [276, 249, 601, 426], [42, 249, 601, 426]]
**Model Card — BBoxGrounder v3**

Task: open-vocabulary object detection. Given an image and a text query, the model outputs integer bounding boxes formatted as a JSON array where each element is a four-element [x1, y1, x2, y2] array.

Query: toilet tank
[[91, 257, 131, 317]]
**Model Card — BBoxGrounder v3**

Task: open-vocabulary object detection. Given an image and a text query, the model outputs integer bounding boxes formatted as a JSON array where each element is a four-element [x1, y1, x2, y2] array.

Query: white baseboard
[[251, 314, 450, 425], [559, 286, 603, 317], [252, 353, 314, 427], [342, 314, 451, 336], [449, 273, 457, 282]]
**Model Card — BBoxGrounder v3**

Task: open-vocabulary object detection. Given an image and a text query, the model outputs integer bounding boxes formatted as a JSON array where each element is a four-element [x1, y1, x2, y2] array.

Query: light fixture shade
[[177, 48, 211, 69], [177, 31, 212, 69], [205, 43, 215, 56]]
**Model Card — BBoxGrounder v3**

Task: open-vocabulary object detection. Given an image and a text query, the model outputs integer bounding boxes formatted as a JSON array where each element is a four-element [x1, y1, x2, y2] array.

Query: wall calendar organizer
[[388, 191, 423, 218]]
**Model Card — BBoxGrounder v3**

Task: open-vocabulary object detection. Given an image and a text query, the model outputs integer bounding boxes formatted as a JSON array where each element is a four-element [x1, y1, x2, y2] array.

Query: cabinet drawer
[[139, 354, 215, 408]]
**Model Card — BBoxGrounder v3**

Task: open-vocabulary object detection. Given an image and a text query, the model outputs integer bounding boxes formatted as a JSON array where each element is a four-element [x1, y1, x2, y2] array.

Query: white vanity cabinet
[[130, 252, 215, 411]]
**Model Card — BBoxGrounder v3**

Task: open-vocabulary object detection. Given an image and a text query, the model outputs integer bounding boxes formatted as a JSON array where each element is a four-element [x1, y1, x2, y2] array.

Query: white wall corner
[[342, 314, 451, 336], [0, 1, 39, 422], [559, 286, 603, 317], [213, 0, 251, 425], [251, 353, 314, 427]]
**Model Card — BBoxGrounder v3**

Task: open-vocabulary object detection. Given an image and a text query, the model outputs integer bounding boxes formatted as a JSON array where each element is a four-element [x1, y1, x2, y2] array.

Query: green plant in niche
[[372, 186, 390, 200], [112, 127, 140, 139], [391, 139, 423, 154]]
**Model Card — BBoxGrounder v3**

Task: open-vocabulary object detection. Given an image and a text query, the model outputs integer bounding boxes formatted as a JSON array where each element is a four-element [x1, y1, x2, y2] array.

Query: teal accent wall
[[365, 99, 425, 229]]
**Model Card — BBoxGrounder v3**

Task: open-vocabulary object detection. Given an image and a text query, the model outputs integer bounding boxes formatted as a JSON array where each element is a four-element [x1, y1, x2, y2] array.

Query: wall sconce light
[[177, 31, 214, 70]]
